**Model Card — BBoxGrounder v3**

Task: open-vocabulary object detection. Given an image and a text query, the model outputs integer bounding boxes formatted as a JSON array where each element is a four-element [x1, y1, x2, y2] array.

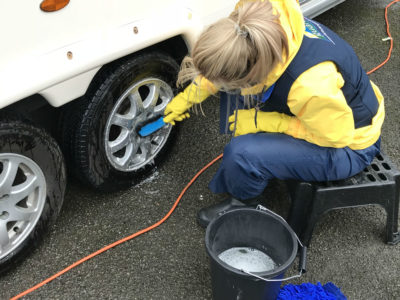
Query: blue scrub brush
[[138, 116, 166, 137]]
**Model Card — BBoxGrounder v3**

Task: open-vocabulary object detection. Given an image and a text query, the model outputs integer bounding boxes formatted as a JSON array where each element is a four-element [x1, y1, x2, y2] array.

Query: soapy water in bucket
[[218, 247, 277, 273]]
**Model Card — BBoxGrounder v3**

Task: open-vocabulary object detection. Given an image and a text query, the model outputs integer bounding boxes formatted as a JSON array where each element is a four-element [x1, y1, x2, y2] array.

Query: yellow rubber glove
[[163, 92, 191, 125], [164, 76, 218, 125], [228, 109, 292, 136]]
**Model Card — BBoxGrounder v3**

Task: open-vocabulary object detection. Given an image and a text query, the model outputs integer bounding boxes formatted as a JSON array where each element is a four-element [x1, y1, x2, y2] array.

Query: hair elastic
[[235, 24, 249, 38]]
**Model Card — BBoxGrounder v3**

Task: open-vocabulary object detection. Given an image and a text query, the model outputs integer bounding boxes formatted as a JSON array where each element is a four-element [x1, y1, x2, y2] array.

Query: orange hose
[[10, 154, 223, 300], [367, 0, 399, 74], [10, 1, 399, 299]]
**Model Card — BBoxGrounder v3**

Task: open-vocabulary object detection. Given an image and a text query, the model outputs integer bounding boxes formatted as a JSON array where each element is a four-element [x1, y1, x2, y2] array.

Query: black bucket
[[205, 207, 303, 300]]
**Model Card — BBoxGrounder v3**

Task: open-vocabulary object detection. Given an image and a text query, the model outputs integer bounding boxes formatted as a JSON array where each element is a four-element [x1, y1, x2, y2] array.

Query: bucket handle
[[240, 205, 308, 282], [256, 205, 304, 248], [241, 269, 303, 282]]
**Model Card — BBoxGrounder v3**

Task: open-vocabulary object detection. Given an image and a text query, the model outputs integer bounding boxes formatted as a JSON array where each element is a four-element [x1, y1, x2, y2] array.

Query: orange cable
[[10, 154, 224, 300], [367, 0, 399, 74]]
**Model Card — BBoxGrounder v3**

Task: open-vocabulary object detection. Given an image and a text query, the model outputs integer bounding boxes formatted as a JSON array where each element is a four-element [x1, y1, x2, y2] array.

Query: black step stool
[[286, 152, 400, 247]]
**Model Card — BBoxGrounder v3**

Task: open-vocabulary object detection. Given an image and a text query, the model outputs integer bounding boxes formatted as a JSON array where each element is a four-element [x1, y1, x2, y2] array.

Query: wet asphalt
[[1, 0, 400, 299]]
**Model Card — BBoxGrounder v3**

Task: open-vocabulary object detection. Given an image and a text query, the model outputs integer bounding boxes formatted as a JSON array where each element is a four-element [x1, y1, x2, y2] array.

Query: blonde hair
[[177, 0, 288, 91]]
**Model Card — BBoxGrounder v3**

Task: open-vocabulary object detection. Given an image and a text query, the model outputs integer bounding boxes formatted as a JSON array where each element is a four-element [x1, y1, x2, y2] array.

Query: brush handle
[[138, 116, 165, 137]]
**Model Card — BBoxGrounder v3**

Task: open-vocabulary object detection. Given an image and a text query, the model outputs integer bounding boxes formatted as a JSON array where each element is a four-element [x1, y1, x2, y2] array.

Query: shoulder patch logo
[[304, 18, 335, 44]]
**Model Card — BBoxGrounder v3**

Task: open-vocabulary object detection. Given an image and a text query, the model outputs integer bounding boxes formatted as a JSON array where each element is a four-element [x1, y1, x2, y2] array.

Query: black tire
[[61, 52, 180, 191], [0, 118, 66, 273]]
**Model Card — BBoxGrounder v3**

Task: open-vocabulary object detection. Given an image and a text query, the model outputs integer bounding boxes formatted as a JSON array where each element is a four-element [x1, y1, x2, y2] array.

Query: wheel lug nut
[[0, 194, 9, 200], [0, 211, 9, 220]]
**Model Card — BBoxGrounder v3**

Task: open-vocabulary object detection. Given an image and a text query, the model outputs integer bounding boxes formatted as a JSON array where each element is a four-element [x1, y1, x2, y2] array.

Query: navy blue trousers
[[209, 133, 380, 200]]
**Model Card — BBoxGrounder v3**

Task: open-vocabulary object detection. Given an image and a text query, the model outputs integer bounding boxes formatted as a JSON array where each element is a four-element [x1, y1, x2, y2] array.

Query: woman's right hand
[[163, 92, 191, 125]]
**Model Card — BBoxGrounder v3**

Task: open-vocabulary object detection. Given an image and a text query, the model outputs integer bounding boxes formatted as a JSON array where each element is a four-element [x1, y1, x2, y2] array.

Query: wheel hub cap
[[0, 153, 46, 260], [104, 78, 173, 172]]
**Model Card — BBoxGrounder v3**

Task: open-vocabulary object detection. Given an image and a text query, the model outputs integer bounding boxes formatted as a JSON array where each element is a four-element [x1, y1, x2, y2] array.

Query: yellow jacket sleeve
[[285, 61, 355, 148]]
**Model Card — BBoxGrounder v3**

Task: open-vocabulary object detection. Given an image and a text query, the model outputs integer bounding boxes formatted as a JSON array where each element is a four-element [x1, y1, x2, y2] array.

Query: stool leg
[[301, 208, 322, 248], [385, 181, 400, 245], [287, 181, 315, 247]]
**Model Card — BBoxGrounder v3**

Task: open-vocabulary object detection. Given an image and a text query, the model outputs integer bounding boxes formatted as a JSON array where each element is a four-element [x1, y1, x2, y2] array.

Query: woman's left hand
[[228, 109, 291, 136]]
